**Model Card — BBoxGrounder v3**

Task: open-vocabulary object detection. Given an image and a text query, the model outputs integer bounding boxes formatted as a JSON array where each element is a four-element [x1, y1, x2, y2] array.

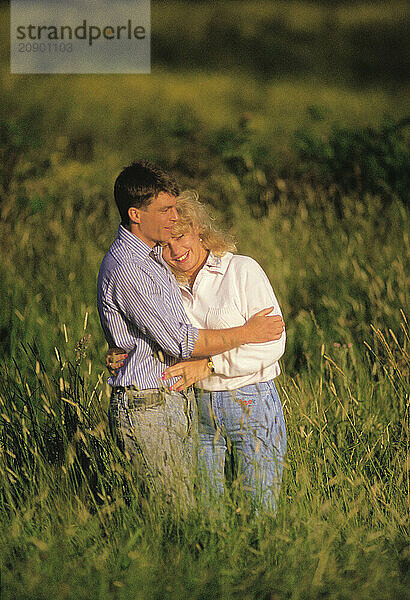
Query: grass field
[[0, 1, 409, 598]]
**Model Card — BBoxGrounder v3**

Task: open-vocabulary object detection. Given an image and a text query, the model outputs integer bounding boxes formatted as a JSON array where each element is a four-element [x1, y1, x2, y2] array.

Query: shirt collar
[[151, 243, 164, 260], [117, 224, 160, 261], [178, 251, 231, 292], [202, 251, 231, 274]]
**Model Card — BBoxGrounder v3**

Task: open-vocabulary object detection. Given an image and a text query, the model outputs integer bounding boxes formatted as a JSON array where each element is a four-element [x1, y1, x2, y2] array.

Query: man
[[97, 160, 284, 505]]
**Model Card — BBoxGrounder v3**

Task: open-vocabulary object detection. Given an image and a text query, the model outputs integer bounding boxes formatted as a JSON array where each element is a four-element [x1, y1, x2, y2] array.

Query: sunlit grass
[[0, 312, 407, 598], [153, 1, 409, 35], [0, 156, 408, 596], [2, 69, 406, 162]]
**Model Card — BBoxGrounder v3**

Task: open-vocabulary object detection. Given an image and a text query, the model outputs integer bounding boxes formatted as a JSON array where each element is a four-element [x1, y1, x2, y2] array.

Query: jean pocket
[[234, 384, 270, 408], [165, 392, 194, 439]]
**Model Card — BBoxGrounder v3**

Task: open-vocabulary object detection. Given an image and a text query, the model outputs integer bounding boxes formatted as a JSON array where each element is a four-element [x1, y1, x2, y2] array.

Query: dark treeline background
[[151, 0, 409, 86]]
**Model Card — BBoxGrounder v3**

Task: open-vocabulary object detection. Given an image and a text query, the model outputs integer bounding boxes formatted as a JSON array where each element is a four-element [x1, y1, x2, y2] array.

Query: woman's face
[[162, 229, 208, 279]]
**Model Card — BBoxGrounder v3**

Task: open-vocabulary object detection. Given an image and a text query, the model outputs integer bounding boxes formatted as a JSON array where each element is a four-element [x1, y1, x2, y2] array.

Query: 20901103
[[18, 42, 73, 52]]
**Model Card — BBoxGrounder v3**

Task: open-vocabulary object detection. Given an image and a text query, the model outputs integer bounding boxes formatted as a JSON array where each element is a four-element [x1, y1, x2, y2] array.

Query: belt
[[113, 385, 167, 409], [112, 385, 194, 435]]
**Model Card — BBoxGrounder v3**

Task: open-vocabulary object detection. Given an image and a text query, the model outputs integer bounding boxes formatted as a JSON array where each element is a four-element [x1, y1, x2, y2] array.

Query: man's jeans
[[196, 379, 287, 510], [109, 385, 197, 507]]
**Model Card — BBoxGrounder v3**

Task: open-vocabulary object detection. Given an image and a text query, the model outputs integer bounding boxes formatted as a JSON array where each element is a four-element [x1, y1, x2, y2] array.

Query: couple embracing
[[97, 160, 286, 511]]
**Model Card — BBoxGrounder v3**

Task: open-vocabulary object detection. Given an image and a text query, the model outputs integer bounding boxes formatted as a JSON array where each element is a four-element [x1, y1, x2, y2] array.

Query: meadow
[[0, 1, 409, 598]]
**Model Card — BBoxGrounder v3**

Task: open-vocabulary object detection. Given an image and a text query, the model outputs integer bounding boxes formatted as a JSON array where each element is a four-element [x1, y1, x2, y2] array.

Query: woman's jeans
[[196, 379, 286, 510]]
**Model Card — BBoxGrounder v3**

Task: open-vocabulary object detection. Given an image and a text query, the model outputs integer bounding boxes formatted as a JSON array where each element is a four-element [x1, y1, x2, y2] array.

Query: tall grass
[[0, 315, 407, 598]]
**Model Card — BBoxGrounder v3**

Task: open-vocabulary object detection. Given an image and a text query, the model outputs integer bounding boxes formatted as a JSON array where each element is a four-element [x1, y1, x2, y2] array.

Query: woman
[[108, 191, 286, 510]]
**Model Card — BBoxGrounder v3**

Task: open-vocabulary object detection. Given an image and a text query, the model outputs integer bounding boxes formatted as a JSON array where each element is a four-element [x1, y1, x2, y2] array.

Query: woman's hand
[[106, 347, 128, 376], [162, 358, 212, 391]]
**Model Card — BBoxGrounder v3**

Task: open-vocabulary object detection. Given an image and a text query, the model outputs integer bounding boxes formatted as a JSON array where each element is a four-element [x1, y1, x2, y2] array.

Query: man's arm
[[107, 265, 198, 359], [191, 308, 284, 357]]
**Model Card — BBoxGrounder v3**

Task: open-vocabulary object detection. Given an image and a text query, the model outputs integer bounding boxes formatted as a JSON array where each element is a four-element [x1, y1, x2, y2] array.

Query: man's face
[[131, 192, 179, 247]]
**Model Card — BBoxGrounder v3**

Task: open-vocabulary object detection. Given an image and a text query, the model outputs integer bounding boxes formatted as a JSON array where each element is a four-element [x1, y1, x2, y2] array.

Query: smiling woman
[[162, 190, 236, 285], [163, 191, 287, 510], [162, 230, 208, 285]]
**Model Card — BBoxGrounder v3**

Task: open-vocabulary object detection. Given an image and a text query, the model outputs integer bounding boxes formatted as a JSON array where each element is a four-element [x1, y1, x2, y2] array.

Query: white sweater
[[180, 252, 286, 391]]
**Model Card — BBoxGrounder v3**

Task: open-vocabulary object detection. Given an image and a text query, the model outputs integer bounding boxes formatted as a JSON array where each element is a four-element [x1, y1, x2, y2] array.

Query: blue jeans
[[196, 379, 286, 510]]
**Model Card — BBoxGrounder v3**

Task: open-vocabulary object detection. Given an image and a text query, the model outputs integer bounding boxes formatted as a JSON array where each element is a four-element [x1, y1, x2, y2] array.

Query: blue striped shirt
[[97, 225, 199, 389]]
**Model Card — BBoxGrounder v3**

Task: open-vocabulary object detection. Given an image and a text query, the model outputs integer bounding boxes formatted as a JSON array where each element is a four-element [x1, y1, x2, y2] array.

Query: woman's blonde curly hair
[[171, 190, 237, 257]]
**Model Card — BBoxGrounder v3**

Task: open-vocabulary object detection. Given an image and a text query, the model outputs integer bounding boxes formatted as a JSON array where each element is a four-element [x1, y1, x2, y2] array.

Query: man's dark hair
[[114, 160, 180, 224]]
